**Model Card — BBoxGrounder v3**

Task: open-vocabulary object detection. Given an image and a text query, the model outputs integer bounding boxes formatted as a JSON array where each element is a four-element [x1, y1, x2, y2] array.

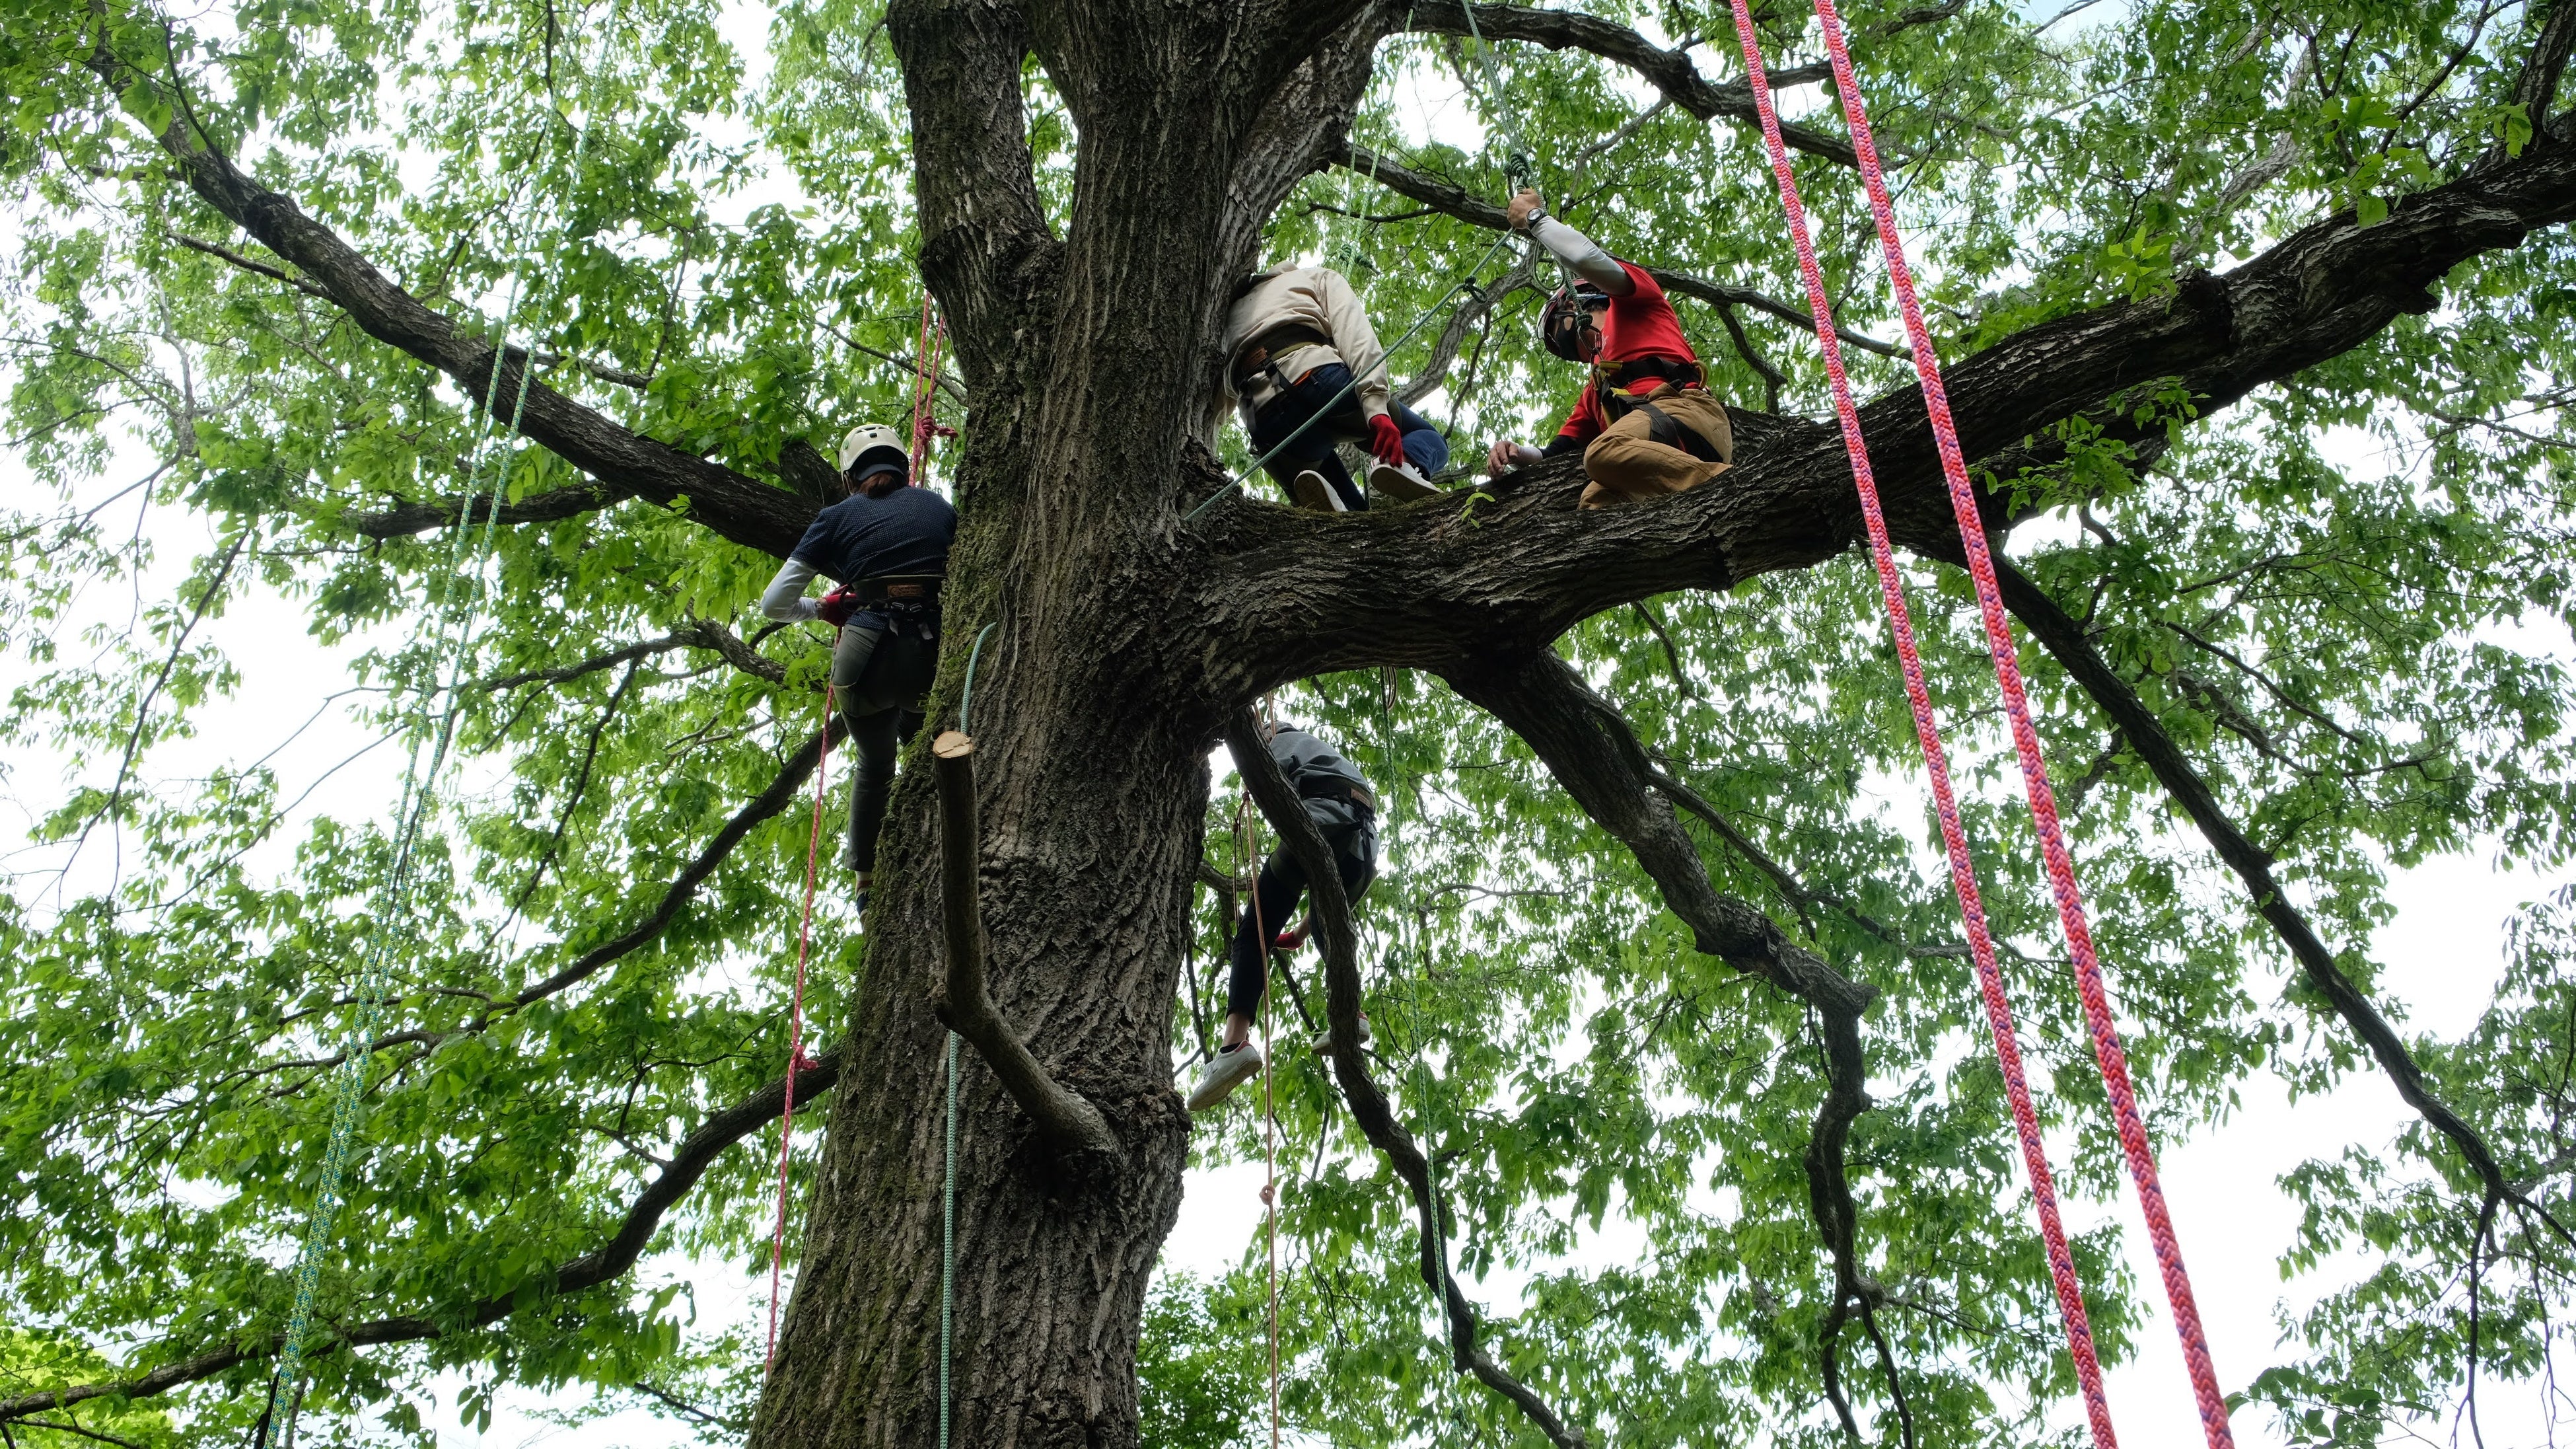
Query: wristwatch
[[1515, 204, 1550, 233]]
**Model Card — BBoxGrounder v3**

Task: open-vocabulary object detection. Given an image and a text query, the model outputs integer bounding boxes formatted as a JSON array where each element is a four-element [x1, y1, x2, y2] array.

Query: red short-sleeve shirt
[[1554, 261, 1701, 446]]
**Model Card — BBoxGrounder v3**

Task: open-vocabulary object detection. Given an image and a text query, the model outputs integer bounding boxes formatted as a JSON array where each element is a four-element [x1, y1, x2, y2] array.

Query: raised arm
[[1506, 190, 1633, 295]]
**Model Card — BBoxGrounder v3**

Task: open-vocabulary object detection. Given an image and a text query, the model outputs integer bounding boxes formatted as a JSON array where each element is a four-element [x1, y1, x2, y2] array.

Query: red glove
[[817, 587, 861, 628], [1367, 413, 1407, 468]]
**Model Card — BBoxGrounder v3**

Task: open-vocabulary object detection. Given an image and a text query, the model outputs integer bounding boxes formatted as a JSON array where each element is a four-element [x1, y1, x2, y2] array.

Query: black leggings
[[1227, 839, 1377, 1020], [831, 621, 935, 873]]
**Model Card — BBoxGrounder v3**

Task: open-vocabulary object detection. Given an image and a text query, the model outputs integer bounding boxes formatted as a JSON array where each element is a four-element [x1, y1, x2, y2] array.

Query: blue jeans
[[1248, 362, 1449, 511]]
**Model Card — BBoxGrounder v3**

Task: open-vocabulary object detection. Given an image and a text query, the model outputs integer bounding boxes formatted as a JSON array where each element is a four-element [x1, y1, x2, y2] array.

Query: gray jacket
[[1269, 726, 1377, 852]]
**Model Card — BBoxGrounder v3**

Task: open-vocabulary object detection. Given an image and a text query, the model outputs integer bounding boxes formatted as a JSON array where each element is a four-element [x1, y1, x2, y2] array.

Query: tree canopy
[[2, 0, 2575, 1441]]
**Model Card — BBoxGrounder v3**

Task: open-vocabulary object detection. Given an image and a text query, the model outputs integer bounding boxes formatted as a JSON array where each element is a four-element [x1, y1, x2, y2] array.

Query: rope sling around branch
[[1723, 5, 2233, 1443]]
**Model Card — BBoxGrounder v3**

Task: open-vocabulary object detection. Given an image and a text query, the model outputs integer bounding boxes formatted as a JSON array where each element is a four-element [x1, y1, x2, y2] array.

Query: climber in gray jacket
[[1187, 720, 1379, 1111]]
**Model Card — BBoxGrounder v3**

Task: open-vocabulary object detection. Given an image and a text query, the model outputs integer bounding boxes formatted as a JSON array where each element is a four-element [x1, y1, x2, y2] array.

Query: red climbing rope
[[1803, 3, 2236, 1441], [766, 684, 835, 1373], [1718, 13, 2118, 1444], [909, 297, 954, 486], [1723, 4, 2235, 1442]]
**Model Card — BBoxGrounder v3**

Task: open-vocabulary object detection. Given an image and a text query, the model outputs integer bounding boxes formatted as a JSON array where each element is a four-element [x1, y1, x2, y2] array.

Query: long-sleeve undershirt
[[1526, 215, 1633, 295], [761, 559, 822, 622]]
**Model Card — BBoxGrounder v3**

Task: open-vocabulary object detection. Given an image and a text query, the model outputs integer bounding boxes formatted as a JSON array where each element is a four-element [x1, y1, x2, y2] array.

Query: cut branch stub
[[1222, 708, 1594, 1449], [929, 731, 1127, 1168]]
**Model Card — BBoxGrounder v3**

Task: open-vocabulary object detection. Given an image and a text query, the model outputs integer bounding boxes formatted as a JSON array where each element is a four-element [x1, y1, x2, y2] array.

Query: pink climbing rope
[[766, 684, 835, 1373], [1802, 3, 2235, 1442], [908, 299, 954, 486], [1719, 10, 2118, 1444]]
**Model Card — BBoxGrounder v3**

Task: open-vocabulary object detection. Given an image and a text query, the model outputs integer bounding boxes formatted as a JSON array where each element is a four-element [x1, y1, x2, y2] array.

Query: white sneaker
[[1289, 470, 1347, 513], [1185, 1042, 1266, 1111], [1308, 1014, 1372, 1055], [1369, 460, 1439, 502]]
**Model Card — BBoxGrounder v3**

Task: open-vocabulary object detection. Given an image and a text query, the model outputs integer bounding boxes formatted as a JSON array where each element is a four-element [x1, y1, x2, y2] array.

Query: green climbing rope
[[260, 19, 622, 1445]]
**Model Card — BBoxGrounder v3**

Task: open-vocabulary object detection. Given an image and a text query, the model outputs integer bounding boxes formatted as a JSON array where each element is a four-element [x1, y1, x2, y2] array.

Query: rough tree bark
[[62, 0, 2576, 1442]]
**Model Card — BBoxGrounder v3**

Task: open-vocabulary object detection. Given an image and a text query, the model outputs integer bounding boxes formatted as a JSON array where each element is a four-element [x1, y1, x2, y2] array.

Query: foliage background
[[1, 0, 2573, 1442]]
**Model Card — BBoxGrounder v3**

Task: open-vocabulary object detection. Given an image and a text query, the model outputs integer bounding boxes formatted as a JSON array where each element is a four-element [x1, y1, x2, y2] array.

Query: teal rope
[[1183, 231, 1516, 523], [939, 1030, 960, 1448], [263, 16, 620, 1444], [958, 622, 999, 735], [938, 618, 995, 1446]]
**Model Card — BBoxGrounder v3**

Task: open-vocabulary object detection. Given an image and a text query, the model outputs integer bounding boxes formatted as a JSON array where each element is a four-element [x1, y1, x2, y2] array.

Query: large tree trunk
[[748, 0, 1386, 1439]]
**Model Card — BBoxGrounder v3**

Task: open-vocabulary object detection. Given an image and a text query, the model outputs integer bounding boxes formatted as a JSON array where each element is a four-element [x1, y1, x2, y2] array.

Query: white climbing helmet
[[836, 423, 911, 482]]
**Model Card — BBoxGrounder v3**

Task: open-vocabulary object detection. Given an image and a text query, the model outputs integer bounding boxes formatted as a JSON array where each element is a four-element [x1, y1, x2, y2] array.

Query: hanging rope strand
[[1799, 3, 2236, 1440], [262, 17, 627, 1440], [1718, 7, 2122, 1446], [766, 682, 836, 1372], [938, 621, 999, 1448]]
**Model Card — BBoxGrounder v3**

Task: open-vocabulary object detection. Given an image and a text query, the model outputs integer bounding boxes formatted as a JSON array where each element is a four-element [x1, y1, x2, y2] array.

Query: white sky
[[5, 1, 2573, 1445]]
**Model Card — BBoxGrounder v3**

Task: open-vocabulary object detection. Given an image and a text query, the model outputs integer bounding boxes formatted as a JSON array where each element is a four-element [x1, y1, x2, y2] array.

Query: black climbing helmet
[[1539, 280, 1610, 361]]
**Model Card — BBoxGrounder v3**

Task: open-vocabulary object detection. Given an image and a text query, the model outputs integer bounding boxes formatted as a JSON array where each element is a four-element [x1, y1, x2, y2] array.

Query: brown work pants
[[1579, 387, 1734, 509]]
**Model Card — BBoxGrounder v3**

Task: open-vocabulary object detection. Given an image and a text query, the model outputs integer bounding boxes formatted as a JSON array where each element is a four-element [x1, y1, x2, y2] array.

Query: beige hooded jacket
[[1217, 265, 1392, 433]]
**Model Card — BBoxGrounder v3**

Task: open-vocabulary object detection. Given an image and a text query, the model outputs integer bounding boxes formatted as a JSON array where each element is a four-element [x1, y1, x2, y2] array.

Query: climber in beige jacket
[[1216, 264, 1450, 512]]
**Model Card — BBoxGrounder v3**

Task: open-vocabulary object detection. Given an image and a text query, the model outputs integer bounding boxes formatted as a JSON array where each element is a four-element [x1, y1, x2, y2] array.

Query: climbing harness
[[1723, 4, 2231, 1444], [935, 620, 998, 1448], [260, 17, 623, 1434], [1185, 231, 1517, 522], [764, 683, 836, 1372]]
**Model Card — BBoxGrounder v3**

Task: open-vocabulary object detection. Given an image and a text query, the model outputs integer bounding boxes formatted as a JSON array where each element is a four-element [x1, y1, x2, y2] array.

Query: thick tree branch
[[1225, 708, 1591, 1449], [0, 1049, 843, 1423], [90, 44, 814, 559], [929, 731, 1126, 1166], [1203, 117, 2576, 683], [1400, 1, 1860, 168], [1438, 655, 1892, 1421], [1989, 557, 2573, 1239]]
